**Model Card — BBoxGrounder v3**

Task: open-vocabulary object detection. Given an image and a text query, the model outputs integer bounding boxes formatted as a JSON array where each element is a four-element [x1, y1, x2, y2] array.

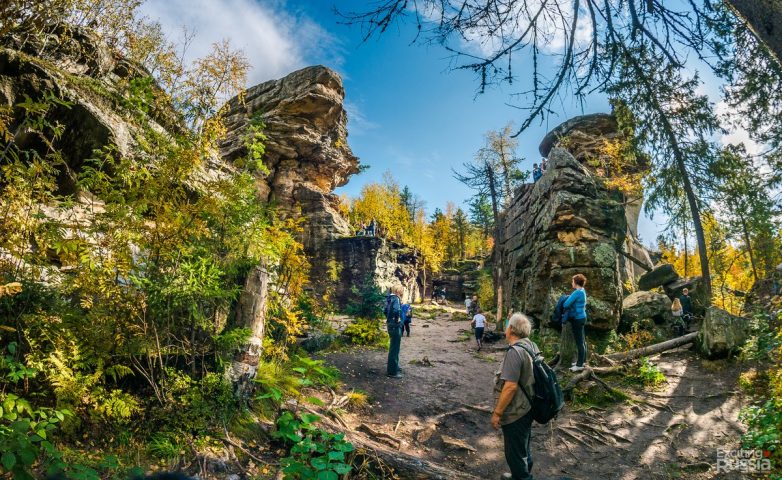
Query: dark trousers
[[501, 412, 534, 479], [403, 320, 411, 336], [387, 324, 402, 375], [571, 318, 587, 366]]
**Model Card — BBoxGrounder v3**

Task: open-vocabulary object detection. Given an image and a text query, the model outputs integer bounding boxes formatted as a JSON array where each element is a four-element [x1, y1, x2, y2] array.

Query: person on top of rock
[[358, 222, 367, 236], [679, 288, 693, 328], [540, 158, 548, 173], [401, 301, 413, 338], [563, 273, 588, 372], [492, 312, 540, 480], [532, 163, 542, 182], [385, 286, 404, 378], [368, 218, 376, 237], [471, 307, 487, 351]]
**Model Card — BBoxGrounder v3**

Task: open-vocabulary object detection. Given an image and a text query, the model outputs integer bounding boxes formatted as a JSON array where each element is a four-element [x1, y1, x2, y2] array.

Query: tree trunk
[[740, 216, 759, 281], [606, 331, 697, 362], [226, 265, 269, 399], [677, 158, 712, 299], [682, 222, 690, 277], [557, 324, 578, 368], [727, 0, 782, 66], [485, 161, 505, 329]]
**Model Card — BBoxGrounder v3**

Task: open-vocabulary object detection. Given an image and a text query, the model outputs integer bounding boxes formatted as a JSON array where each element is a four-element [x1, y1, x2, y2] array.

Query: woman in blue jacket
[[563, 274, 588, 372]]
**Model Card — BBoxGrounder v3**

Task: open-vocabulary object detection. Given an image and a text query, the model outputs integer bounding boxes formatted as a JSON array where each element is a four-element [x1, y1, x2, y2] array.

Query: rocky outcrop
[[331, 237, 423, 307], [500, 114, 654, 331], [621, 291, 673, 328], [500, 147, 627, 330], [219, 66, 360, 250], [697, 307, 750, 358], [638, 264, 679, 291]]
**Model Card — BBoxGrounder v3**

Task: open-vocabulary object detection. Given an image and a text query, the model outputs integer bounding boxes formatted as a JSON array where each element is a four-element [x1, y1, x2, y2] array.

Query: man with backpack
[[385, 286, 404, 378], [401, 301, 413, 337], [492, 312, 563, 480]]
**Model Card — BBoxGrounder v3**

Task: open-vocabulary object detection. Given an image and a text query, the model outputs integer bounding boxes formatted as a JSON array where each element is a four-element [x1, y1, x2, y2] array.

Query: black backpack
[[511, 343, 564, 424]]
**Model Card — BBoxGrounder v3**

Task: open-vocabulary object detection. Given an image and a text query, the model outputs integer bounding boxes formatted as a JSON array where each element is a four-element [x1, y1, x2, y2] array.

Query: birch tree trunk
[[226, 265, 269, 399]]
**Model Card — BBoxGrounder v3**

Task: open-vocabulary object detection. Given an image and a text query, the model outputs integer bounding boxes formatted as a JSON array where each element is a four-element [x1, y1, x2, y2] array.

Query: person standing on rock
[[368, 218, 376, 237], [492, 312, 539, 480], [385, 286, 404, 378], [563, 274, 588, 372], [532, 163, 542, 182]]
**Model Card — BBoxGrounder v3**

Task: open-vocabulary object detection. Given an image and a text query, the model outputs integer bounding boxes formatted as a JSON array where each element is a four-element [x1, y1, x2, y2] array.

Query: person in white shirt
[[471, 309, 487, 351]]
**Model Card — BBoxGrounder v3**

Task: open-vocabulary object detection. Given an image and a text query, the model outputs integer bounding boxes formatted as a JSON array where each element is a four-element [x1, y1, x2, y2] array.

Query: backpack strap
[[508, 343, 536, 403]]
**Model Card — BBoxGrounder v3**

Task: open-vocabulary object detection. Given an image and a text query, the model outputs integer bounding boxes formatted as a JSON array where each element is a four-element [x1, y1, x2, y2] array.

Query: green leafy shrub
[[273, 412, 354, 480], [342, 319, 388, 347], [0, 394, 72, 479], [740, 400, 782, 468], [345, 280, 385, 319], [290, 355, 340, 388], [629, 357, 667, 389]]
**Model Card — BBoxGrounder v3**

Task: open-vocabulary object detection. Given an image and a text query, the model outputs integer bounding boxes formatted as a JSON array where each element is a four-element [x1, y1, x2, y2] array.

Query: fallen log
[[306, 409, 481, 480], [350, 432, 481, 480], [606, 332, 697, 363]]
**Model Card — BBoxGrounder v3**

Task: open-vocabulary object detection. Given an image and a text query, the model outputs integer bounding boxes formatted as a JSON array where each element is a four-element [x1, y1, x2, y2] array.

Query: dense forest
[[1, 1, 782, 479]]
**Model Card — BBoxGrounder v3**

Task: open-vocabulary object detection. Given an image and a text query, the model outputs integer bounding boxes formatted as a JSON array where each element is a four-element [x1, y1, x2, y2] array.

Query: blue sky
[[141, 0, 754, 246]]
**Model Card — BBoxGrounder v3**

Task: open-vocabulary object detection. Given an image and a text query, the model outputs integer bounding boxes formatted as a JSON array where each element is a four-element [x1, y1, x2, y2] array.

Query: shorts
[[475, 327, 484, 340]]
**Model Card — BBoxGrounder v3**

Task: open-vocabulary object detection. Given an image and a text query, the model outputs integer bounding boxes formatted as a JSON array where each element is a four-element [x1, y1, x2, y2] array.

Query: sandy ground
[[321, 305, 752, 480]]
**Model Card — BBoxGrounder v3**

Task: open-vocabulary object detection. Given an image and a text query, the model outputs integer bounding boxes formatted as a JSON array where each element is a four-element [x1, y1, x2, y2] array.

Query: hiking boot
[[387, 373, 403, 378], [569, 365, 585, 372], [501, 473, 513, 480]]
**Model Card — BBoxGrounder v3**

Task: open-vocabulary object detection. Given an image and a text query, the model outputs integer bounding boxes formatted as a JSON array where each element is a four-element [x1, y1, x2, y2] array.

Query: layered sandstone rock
[[500, 114, 653, 331], [331, 237, 423, 307], [219, 66, 361, 250], [500, 147, 627, 330]]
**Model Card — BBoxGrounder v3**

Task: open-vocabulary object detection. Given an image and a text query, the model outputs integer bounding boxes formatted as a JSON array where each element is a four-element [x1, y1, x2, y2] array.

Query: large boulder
[[621, 291, 673, 328], [664, 277, 709, 316], [331, 237, 423, 308], [500, 147, 627, 330], [638, 264, 679, 291], [697, 307, 750, 358]]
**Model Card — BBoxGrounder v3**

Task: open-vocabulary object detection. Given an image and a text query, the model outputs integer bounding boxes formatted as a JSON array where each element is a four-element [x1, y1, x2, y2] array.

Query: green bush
[[273, 411, 354, 480], [342, 319, 388, 347], [345, 280, 385, 320], [740, 400, 782, 468], [629, 357, 667, 389]]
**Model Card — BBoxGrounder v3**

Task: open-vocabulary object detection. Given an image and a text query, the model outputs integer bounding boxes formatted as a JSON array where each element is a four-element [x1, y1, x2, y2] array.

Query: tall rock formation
[[218, 67, 422, 304], [500, 114, 651, 330], [219, 66, 360, 252]]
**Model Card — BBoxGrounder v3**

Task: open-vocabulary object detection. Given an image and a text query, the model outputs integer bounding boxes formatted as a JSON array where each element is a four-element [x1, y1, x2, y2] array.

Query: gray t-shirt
[[494, 337, 539, 425]]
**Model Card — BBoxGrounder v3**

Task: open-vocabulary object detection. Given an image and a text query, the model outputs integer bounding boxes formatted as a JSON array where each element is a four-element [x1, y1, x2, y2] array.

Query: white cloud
[[139, 0, 339, 86], [344, 101, 379, 135], [715, 100, 764, 155]]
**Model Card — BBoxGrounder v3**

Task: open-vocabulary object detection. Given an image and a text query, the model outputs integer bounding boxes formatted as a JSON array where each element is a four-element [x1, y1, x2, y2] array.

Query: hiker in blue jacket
[[385, 286, 404, 377], [563, 273, 588, 372], [401, 302, 413, 337]]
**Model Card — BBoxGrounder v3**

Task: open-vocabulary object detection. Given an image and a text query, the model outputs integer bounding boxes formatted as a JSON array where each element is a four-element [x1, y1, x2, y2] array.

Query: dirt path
[[322, 306, 749, 480]]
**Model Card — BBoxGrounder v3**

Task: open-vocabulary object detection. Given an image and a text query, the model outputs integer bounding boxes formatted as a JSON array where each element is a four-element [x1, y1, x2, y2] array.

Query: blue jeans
[[386, 324, 402, 375], [571, 318, 587, 366]]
